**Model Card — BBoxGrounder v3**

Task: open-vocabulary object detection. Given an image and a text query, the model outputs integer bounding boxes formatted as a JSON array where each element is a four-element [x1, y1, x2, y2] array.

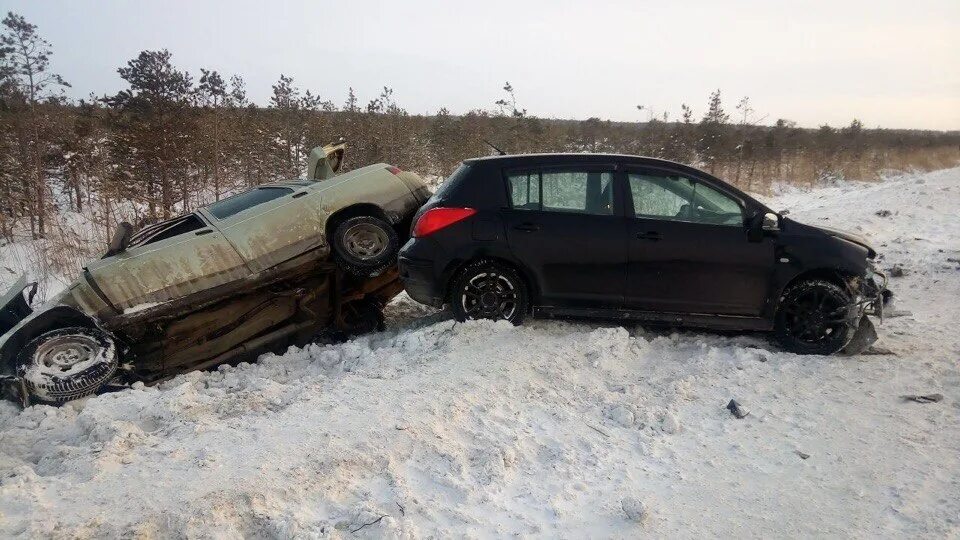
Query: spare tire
[[16, 326, 118, 404]]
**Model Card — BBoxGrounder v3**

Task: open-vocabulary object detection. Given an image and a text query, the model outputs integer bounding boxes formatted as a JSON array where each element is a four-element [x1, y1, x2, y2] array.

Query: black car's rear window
[[432, 163, 472, 201], [208, 187, 293, 220]]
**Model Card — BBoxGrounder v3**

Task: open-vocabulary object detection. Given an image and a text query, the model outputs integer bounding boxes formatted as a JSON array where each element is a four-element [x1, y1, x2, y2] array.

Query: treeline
[[2, 11, 959, 253]]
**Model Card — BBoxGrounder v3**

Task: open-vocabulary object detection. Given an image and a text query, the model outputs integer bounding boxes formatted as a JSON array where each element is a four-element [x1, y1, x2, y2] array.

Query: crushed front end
[[842, 264, 891, 354]]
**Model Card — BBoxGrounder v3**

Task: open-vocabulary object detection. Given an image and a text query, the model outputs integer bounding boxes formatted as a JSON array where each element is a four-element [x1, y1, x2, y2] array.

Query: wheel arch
[[0, 306, 104, 375], [775, 268, 859, 311], [443, 254, 540, 309], [325, 203, 390, 242]]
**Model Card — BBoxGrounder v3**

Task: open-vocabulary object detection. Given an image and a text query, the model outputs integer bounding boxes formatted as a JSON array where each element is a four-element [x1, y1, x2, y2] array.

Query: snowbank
[[1, 168, 959, 537]]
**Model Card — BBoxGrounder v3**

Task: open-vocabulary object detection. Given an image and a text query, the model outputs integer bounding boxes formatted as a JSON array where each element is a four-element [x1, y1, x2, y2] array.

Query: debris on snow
[[796, 451, 811, 460], [901, 393, 944, 404], [726, 399, 750, 419]]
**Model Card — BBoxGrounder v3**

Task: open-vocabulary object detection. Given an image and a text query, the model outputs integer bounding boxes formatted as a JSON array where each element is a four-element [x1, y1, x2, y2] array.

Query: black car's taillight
[[413, 207, 477, 237]]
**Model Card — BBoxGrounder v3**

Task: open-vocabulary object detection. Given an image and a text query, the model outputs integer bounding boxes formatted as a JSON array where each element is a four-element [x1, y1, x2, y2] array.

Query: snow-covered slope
[[1, 169, 958, 538]]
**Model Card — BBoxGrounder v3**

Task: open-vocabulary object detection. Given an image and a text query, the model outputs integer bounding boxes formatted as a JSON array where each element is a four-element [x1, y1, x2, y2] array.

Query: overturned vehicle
[[0, 143, 431, 406]]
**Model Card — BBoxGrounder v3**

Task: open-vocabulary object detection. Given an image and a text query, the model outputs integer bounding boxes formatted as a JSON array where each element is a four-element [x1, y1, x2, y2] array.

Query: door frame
[[497, 162, 630, 309], [618, 163, 777, 316]]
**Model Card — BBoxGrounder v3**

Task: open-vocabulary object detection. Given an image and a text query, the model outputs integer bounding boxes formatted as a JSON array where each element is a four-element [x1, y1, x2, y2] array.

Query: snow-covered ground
[[1, 168, 958, 538]]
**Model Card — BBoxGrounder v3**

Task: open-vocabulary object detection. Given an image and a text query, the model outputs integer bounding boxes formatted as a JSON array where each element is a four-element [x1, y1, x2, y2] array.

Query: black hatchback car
[[398, 154, 888, 355]]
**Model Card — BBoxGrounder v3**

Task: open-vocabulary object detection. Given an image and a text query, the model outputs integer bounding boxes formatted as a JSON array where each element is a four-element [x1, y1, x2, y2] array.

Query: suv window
[[130, 214, 205, 247], [507, 170, 613, 215], [628, 173, 743, 226], [508, 172, 540, 210], [207, 186, 293, 220]]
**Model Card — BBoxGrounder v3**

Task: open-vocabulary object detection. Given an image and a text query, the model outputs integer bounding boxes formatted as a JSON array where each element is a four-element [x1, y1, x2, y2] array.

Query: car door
[[500, 165, 628, 310], [201, 184, 328, 273], [624, 168, 775, 316], [84, 213, 250, 312]]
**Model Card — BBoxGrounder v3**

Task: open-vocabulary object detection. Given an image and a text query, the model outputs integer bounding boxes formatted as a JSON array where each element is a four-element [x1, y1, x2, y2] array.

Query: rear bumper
[[398, 239, 447, 308]]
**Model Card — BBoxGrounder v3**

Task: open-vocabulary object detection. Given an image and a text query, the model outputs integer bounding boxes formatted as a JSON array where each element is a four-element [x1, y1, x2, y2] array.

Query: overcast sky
[[3, 0, 958, 130]]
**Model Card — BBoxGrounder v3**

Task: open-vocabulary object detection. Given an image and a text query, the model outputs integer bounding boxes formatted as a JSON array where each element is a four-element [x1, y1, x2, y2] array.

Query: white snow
[[1, 168, 959, 537], [122, 302, 163, 315]]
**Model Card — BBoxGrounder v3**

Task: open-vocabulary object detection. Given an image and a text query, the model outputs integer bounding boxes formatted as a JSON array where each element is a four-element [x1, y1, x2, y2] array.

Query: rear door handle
[[636, 231, 661, 241], [513, 223, 540, 233]]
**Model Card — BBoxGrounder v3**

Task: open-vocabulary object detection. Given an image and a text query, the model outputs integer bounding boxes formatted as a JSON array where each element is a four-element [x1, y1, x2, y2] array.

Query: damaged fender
[[0, 280, 119, 403]]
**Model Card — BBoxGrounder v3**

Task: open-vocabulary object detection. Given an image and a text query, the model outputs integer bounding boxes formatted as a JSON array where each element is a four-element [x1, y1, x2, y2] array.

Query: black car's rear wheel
[[451, 260, 528, 325], [332, 216, 399, 277], [774, 279, 854, 355]]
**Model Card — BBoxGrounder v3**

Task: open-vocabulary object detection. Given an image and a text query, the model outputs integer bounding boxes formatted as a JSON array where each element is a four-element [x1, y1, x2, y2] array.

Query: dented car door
[[84, 213, 250, 312], [200, 184, 328, 273]]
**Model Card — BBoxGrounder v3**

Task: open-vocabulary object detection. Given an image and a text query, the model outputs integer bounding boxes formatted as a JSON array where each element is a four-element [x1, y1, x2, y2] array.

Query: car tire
[[774, 279, 854, 355], [16, 326, 118, 405], [450, 260, 529, 325], [332, 216, 399, 277]]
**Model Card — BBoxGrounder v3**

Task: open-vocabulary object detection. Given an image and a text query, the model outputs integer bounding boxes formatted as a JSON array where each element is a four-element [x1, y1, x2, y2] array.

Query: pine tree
[[106, 49, 194, 219], [1, 12, 70, 237]]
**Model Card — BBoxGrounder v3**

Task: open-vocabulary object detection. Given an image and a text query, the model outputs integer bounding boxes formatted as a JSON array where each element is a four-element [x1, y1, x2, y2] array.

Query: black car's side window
[[508, 172, 541, 210], [628, 173, 743, 226], [507, 170, 613, 216]]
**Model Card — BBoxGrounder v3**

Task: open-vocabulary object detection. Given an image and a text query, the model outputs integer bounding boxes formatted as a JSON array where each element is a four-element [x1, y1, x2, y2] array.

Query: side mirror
[[747, 212, 779, 242], [762, 212, 780, 231], [105, 222, 133, 257]]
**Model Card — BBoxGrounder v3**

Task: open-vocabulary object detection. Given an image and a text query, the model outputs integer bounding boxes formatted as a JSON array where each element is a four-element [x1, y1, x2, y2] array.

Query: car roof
[[464, 153, 691, 168], [462, 153, 772, 212]]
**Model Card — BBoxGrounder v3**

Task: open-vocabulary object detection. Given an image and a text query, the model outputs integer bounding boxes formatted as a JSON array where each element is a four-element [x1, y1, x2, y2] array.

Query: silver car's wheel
[[332, 216, 400, 277], [343, 222, 390, 261], [17, 327, 118, 404]]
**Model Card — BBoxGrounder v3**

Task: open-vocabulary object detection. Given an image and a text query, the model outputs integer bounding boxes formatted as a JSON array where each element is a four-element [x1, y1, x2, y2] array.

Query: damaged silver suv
[[0, 143, 430, 406]]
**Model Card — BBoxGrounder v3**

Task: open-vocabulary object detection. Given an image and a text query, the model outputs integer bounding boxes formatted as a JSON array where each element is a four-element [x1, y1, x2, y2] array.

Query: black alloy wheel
[[451, 260, 529, 325]]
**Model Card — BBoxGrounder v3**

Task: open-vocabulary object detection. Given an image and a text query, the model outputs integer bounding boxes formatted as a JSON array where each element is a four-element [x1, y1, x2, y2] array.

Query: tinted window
[[628, 173, 743, 226], [508, 172, 540, 210], [207, 187, 293, 220], [507, 170, 613, 216]]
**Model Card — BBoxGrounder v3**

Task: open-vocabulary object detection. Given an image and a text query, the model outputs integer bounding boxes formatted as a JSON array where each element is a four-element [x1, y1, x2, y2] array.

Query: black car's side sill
[[533, 306, 772, 331]]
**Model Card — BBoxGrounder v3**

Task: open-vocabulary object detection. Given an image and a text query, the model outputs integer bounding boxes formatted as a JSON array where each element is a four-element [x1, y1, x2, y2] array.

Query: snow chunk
[[621, 497, 649, 523]]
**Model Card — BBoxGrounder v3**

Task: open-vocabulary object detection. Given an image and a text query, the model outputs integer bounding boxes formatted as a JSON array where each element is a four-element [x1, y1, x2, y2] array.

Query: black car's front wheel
[[774, 279, 854, 355], [450, 260, 529, 324]]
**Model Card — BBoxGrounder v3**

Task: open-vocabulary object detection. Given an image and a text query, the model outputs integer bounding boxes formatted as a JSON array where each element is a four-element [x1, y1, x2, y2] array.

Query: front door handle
[[513, 223, 540, 233], [195, 229, 213, 236], [636, 231, 661, 241]]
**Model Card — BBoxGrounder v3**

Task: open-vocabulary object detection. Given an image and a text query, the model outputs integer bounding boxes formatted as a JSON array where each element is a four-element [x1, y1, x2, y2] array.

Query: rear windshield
[[432, 163, 472, 201]]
